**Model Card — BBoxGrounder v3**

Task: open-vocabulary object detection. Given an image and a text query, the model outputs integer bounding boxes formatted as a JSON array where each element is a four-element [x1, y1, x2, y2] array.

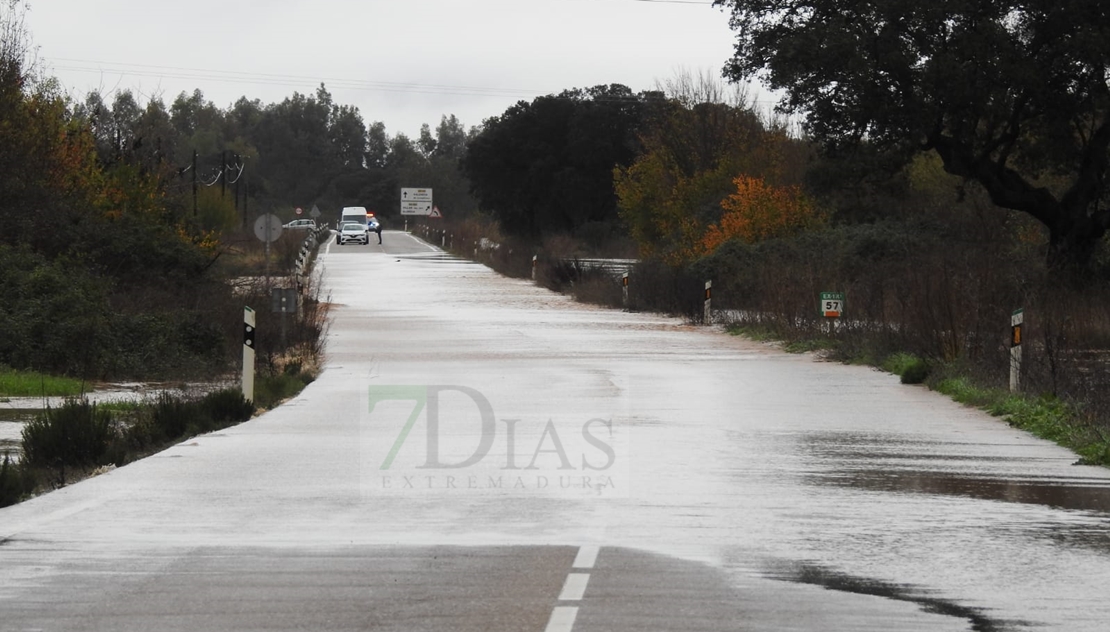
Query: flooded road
[[1, 231, 1108, 631]]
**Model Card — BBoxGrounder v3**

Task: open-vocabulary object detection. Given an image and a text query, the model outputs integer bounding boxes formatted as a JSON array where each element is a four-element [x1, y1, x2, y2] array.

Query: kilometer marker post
[[1010, 308, 1024, 393], [242, 306, 256, 403]]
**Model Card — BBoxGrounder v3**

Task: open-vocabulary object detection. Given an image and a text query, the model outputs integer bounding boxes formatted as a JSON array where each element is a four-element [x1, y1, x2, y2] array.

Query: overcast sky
[[24, 0, 758, 139]]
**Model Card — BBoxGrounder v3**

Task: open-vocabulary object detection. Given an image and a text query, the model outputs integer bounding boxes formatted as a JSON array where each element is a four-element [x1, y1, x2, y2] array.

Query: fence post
[[1010, 308, 1024, 392]]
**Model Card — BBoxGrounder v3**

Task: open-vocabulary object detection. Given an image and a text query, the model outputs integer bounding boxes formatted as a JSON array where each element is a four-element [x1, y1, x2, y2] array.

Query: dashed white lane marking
[[572, 545, 599, 569], [558, 573, 591, 601], [544, 606, 579, 632], [544, 546, 598, 631]]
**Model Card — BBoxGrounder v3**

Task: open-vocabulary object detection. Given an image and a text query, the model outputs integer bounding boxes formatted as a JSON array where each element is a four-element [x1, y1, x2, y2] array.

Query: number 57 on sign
[[820, 292, 845, 318]]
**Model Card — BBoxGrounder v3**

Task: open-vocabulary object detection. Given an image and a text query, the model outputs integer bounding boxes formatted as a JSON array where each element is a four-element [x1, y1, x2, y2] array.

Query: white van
[[340, 206, 368, 226]]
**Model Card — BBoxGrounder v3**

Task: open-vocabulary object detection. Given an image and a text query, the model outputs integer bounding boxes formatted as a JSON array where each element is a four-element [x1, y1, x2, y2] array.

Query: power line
[[51, 58, 551, 99]]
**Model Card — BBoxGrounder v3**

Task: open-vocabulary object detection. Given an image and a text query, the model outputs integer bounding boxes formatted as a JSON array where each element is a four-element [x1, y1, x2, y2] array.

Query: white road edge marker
[[558, 573, 591, 601], [544, 606, 579, 632], [403, 231, 440, 252], [573, 545, 599, 569]]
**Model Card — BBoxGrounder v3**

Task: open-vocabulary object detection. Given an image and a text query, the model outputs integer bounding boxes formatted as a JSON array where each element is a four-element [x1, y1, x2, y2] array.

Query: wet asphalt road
[[2, 229, 1110, 631]]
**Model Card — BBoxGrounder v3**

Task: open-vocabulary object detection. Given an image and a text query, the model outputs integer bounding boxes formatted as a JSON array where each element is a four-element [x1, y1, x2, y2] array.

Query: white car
[[336, 221, 369, 245], [283, 219, 316, 230]]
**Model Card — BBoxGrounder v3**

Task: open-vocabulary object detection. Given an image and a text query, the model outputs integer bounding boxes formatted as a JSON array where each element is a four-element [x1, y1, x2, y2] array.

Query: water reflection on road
[[349, 248, 1110, 631]]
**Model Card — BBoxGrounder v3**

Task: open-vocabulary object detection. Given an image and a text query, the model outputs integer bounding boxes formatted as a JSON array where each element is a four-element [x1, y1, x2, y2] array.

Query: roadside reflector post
[[622, 272, 629, 310], [532, 255, 538, 281], [242, 306, 256, 403], [1010, 308, 1024, 392], [441, 231, 446, 248], [703, 280, 712, 324], [404, 219, 408, 232]]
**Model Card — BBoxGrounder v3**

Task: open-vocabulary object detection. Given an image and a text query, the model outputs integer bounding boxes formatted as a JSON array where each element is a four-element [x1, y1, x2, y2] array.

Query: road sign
[[820, 291, 844, 318], [271, 287, 298, 314], [401, 187, 433, 203], [310, 204, 321, 219], [295, 207, 303, 215], [253, 214, 283, 243], [401, 200, 433, 216], [428, 206, 442, 218]]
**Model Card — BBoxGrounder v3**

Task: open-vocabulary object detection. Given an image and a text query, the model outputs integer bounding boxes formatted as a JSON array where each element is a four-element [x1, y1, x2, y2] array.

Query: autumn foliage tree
[[700, 175, 822, 254], [615, 72, 811, 264]]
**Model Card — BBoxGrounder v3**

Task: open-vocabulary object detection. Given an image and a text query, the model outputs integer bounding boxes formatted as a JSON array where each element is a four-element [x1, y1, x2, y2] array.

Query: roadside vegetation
[[0, 3, 341, 390], [0, 389, 256, 507]]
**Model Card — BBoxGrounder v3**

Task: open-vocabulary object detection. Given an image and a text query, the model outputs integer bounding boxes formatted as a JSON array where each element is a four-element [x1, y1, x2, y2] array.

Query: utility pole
[[191, 150, 198, 217], [234, 154, 240, 214], [220, 150, 227, 199], [243, 160, 249, 229]]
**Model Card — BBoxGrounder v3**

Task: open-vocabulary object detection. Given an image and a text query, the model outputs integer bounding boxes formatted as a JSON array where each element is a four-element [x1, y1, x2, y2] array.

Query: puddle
[[0, 409, 36, 460], [393, 253, 476, 264], [763, 561, 1027, 632], [802, 432, 1110, 513], [816, 470, 1110, 513]]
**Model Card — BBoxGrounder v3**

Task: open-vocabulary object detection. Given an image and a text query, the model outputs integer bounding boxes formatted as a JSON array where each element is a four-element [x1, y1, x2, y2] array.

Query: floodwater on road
[[323, 245, 1110, 630], [2, 234, 1109, 631]]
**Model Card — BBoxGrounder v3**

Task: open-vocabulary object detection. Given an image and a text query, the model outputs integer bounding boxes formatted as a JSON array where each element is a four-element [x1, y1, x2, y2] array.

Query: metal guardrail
[[293, 227, 327, 288], [561, 258, 638, 277]]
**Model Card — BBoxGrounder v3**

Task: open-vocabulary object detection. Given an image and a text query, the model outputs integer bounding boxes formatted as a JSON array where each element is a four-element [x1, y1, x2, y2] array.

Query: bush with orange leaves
[[700, 176, 823, 254]]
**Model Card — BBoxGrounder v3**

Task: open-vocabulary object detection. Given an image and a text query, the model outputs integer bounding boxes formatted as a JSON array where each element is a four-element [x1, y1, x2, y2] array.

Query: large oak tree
[[462, 85, 646, 239], [714, 0, 1110, 269]]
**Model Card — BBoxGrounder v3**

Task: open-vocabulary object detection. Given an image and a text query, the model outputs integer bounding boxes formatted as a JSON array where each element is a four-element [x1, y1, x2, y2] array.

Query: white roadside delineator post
[[704, 280, 712, 324], [622, 272, 629, 310], [532, 255, 538, 281], [242, 306, 256, 403]]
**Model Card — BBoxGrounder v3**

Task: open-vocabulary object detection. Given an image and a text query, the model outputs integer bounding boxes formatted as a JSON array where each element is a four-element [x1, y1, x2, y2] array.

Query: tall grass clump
[[21, 399, 114, 469], [201, 388, 256, 425], [0, 455, 32, 508]]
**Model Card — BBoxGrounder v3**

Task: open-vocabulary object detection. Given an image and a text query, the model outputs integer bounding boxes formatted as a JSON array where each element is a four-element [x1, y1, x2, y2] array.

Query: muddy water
[[0, 408, 34, 460]]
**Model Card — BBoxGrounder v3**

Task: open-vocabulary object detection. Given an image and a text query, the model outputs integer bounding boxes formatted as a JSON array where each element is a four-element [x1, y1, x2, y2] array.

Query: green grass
[[783, 337, 838, 354], [726, 323, 779, 342], [727, 324, 1110, 467], [882, 353, 930, 384], [933, 375, 1110, 466], [726, 324, 839, 354], [254, 369, 316, 410], [0, 368, 85, 397], [882, 352, 920, 375]]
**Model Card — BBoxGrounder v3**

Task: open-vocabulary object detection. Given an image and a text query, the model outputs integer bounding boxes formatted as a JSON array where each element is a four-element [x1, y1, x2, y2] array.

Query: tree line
[[5, 0, 1110, 388]]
